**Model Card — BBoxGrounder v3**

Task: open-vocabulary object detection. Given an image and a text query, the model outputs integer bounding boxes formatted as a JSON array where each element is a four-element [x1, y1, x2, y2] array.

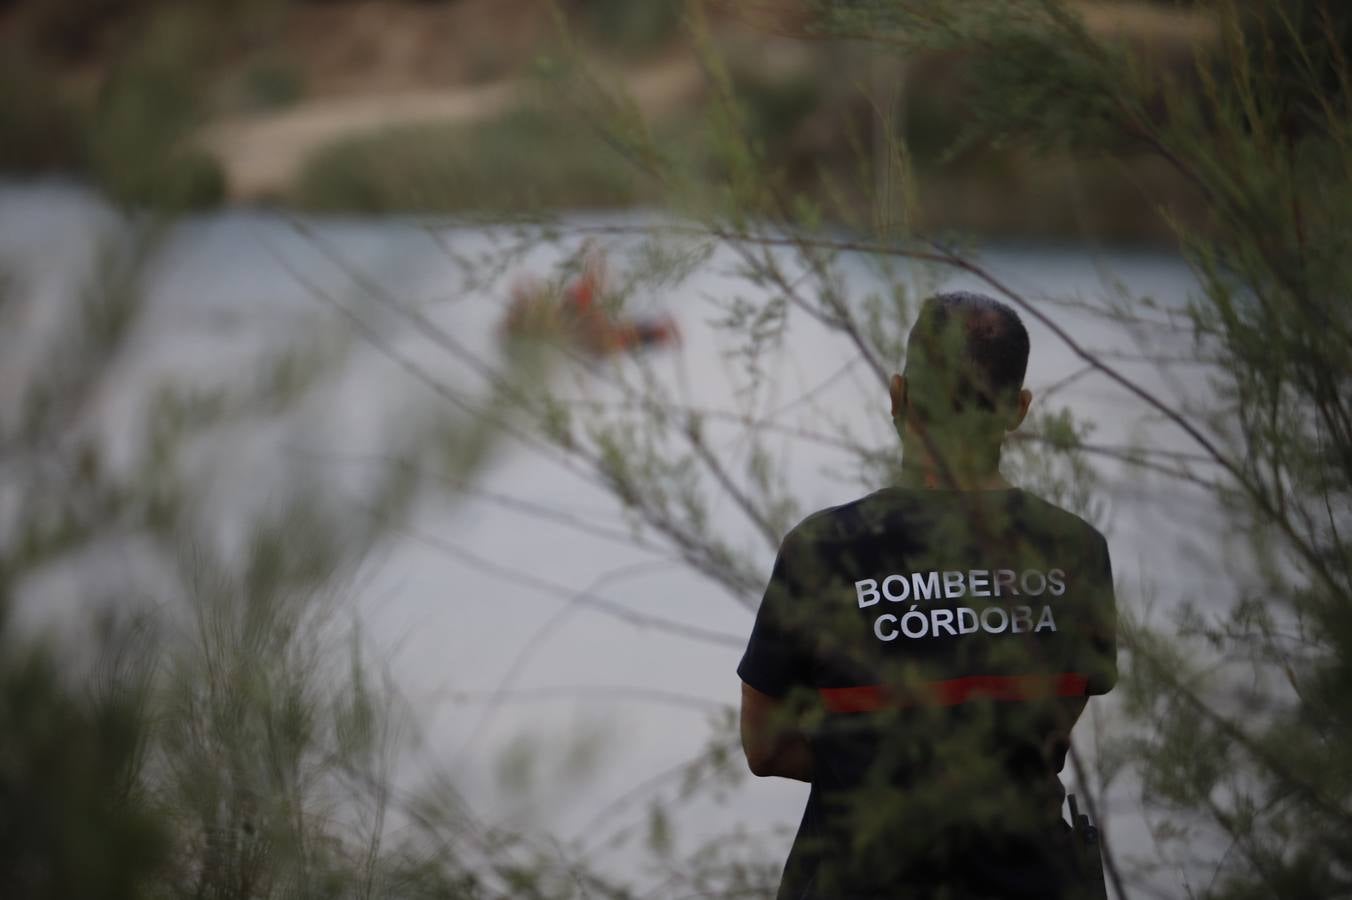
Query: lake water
[[0, 182, 1228, 895]]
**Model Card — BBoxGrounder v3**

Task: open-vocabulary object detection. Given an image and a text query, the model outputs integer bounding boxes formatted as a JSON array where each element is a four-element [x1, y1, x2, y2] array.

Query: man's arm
[[739, 681, 814, 782], [1084, 532, 1118, 696]]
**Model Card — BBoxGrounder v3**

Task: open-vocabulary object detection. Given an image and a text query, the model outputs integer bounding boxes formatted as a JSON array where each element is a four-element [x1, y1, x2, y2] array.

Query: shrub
[[294, 105, 647, 213]]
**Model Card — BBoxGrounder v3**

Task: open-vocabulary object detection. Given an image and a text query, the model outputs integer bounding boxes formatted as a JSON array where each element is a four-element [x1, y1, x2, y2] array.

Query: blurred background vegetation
[[3, 1, 1351, 898], [0, 0, 1283, 241]]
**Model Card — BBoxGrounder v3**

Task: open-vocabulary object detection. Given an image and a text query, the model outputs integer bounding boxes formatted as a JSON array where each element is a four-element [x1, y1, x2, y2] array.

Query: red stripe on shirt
[[819, 673, 1090, 713]]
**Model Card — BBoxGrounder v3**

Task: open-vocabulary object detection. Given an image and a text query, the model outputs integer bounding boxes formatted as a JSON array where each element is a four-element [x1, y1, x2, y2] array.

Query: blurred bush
[[0, 204, 508, 896], [563, 0, 683, 55], [294, 105, 647, 213], [734, 64, 823, 162], [0, 615, 169, 900], [0, 1, 236, 208], [84, 12, 226, 209], [8, 0, 149, 62], [0, 51, 86, 173], [236, 58, 306, 112]]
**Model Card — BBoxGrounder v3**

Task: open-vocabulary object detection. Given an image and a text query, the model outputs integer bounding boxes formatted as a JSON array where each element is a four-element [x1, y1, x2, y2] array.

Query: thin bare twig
[[393, 521, 745, 649]]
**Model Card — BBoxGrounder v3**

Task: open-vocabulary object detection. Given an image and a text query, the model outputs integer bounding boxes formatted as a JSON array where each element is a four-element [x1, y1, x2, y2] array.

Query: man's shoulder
[[1011, 490, 1109, 550], [780, 489, 905, 547], [782, 488, 1108, 553]]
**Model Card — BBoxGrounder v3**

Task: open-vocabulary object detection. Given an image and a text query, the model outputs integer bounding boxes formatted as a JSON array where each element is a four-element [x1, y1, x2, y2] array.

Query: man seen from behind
[[738, 292, 1117, 899]]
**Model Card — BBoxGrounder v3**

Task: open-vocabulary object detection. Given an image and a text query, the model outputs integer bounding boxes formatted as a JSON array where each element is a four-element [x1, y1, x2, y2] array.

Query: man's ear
[[1009, 388, 1033, 431], [889, 374, 906, 418]]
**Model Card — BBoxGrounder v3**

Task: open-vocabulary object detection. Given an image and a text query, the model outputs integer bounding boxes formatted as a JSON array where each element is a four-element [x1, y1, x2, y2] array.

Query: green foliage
[[7, 0, 1352, 896], [155, 530, 408, 898], [0, 50, 85, 173], [9, 0, 150, 61], [0, 207, 533, 896], [294, 106, 647, 214], [238, 58, 306, 113], [902, 82, 968, 167], [806, 2, 1352, 895], [0, 1, 268, 208], [734, 64, 823, 158], [0, 620, 169, 900], [565, 0, 683, 55], [951, 18, 1135, 155], [463, 1, 1352, 896], [84, 9, 226, 210]]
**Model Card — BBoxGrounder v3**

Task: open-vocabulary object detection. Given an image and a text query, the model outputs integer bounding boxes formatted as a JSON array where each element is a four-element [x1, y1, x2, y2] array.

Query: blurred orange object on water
[[502, 245, 680, 355]]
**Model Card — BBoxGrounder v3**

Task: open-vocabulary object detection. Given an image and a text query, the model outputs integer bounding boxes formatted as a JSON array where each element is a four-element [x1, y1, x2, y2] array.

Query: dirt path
[[203, 57, 705, 201]]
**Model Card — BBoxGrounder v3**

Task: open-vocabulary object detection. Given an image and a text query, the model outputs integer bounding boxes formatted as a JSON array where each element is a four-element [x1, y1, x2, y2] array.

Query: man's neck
[[898, 458, 1011, 492]]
